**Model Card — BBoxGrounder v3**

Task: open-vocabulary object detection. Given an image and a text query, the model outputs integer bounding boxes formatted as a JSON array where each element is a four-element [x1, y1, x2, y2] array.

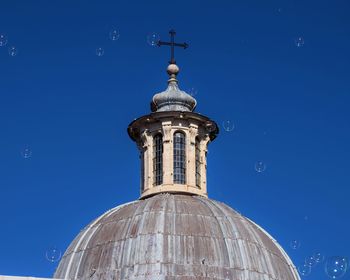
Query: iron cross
[[157, 30, 188, 64]]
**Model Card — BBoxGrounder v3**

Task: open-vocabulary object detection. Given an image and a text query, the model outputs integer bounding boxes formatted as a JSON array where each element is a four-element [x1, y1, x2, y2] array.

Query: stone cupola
[[128, 63, 218, 199]]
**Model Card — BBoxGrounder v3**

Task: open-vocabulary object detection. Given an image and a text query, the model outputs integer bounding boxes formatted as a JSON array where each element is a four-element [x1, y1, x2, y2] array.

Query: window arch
[[195, 137, 201, 187], [173, 131, 186, 184], [153, 134, 163, 186]]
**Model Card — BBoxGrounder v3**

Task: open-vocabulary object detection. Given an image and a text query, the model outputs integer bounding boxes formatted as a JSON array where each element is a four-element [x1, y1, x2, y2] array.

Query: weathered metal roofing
[[151, 82, 197, 113], [54, 194, 300, 280], [150, 64, 196, 113]]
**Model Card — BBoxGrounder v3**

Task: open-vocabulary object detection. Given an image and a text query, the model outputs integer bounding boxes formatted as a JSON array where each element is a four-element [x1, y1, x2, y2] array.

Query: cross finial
[[157, 29, 188, 64]]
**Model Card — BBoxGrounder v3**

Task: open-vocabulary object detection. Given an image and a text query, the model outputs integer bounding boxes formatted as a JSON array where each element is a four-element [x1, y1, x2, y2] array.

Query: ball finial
[[167, 64, 180, 76]]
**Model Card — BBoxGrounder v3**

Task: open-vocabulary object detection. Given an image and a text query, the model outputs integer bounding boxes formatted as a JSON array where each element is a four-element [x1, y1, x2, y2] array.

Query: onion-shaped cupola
[[151, 63, 197, 112]]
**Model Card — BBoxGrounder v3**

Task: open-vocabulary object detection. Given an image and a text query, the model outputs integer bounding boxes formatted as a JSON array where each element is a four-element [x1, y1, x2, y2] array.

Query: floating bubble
[[21, 146, 32, 159], [290, 240, 301, 250], [295, 37, 305, 47], [0, 34, 8, 46], [305, 255, 317, 267], [222, 120, 234, 132], [314, 252, 325, 263], [109, 29, 120, 41], [298, 264, 311, 276], [147, 32, 160, 46], [188, 87, 198, 97], [325, 256, 348, 279], [45, 247, 62, 263], [254, 161, 266, 173], [96, 47, 104, 57], [8, 46, 18, 56]]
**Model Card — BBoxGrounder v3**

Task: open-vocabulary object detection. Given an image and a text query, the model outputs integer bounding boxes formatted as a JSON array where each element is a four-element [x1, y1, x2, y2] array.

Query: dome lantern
[[128, 30, 218, 199]]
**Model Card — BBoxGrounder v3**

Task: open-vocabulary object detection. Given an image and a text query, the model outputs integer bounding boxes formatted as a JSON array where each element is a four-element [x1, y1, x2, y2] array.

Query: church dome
[[54, 194, 299, 280], [54, 31, 300, 280]]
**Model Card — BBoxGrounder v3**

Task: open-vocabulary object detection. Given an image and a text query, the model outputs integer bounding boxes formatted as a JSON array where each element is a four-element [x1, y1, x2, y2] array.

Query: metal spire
[[157, 29, 188, 64]]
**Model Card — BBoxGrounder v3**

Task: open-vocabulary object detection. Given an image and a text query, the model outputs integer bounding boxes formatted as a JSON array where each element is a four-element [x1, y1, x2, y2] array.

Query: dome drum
[[128, 111, 218, 199]]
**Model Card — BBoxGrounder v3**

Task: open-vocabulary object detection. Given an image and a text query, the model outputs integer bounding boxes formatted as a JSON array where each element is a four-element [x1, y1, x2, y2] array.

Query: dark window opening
[[153, 134, 163, 185], [174, 132, 186, 184], [140, 150, 145, 192], [195, 138, 201, 188]]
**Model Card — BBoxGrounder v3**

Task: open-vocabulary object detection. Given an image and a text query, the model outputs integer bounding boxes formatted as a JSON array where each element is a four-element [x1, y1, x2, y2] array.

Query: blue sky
[[0, 0, 349, 278]]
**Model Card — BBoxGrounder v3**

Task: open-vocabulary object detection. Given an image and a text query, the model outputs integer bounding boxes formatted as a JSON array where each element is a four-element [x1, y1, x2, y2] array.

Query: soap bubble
[[45, 247, 62, 263], [254, 161, 266, 173], [0, 34, 8, 46], [147, 32, 160, 46], [290, 240, 301, 250], [305, 255, 316, 267], [8, 46, 18, 56], [109, 29, 120, 41], [298, 264, 311, 276], [96, 47, 104, 57], [188, 87, 198, 97], [295, 37, 305, 47], [222, 120, 234, 132], [325, 256, 348, 279], [314, 252, 325, 263], [21, 146, 32, 159]]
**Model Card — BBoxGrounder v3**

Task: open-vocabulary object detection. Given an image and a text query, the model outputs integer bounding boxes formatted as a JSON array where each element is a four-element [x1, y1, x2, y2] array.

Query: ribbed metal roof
[[150, 64, 197, 113], [54, 194, 300, 280], [151, 82, 196, 112]]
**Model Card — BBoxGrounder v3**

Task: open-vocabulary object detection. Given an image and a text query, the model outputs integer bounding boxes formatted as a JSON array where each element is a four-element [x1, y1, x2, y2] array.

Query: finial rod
[[157, 29, 188, 64]]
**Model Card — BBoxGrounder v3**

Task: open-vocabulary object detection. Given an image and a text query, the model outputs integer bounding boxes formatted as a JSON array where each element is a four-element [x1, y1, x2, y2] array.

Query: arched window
[[195, 138, 201, 187], [153, 134, 163, 185], [173, 132, 186, 184]]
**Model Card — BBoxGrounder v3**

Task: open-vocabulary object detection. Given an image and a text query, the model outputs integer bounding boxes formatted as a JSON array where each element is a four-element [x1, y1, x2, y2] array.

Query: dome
[[151, 83, 196, 112], [54, 194, 300, 280], [150, 64, 196, 112]]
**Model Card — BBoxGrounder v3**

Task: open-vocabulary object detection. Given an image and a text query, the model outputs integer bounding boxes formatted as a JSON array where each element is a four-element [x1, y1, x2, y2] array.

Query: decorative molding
[[162, 121, 172, 142], [140, 129, 152, 148], [189, 124, 198, 145]]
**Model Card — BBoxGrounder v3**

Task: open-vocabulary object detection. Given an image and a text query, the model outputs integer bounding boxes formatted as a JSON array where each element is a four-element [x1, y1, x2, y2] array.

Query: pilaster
[[200, 135, 211, 195], [161, 121, 173, 185], [140, 129, 153, 191], [187, 124, 198, 187]]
